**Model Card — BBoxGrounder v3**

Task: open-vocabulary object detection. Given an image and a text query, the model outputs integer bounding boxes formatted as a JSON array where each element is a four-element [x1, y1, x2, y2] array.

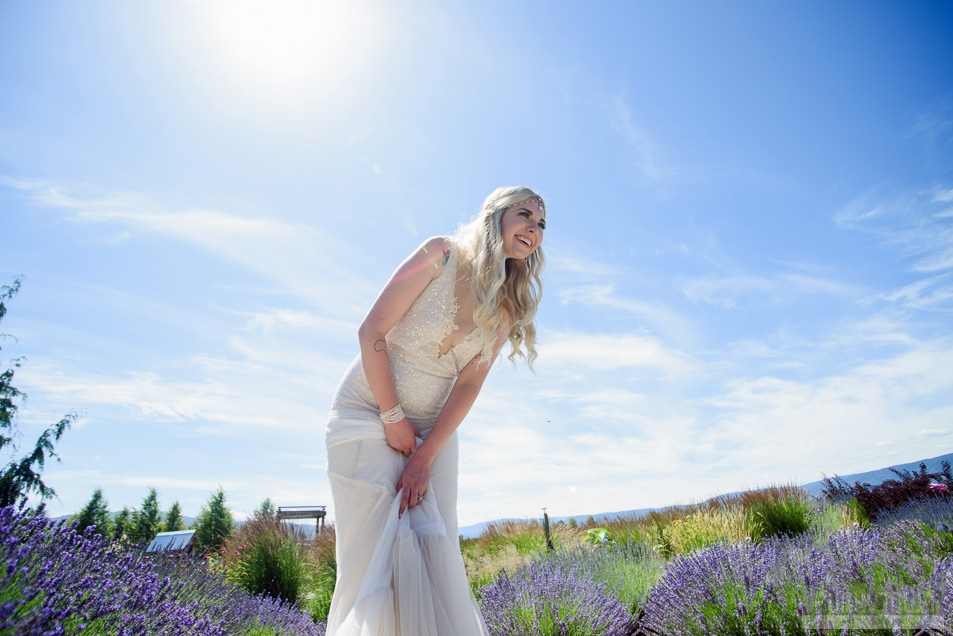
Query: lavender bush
[[479, 551, 636, 636], [877, 495, 953, 533], [0, 503, 325, 635], [639, 522, 952, 635]]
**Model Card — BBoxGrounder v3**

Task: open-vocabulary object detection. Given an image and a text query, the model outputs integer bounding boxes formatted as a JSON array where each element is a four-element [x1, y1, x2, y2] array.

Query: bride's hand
[[384, 417, 420, 456], [397, 452, 431, 517]]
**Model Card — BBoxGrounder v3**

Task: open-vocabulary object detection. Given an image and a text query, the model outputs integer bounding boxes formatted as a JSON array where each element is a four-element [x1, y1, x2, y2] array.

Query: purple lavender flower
[[875, 494, 953, 534], [479, 551, 636, 636], [639, 524, 951, 635]]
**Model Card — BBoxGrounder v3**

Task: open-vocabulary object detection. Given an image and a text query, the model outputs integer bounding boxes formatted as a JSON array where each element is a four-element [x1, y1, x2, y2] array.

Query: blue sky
[[1, 0, 952, 526]]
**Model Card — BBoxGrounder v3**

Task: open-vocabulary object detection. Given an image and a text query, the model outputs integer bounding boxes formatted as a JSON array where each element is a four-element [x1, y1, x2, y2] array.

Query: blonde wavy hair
[[454, 186, 545, 367]]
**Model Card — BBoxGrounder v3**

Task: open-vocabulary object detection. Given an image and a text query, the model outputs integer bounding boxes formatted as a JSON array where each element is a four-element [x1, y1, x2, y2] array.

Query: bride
[[324, 186, 546, 635]]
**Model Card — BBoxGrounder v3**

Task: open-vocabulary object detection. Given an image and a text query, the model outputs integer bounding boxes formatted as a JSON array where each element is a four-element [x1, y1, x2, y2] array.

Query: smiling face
[[500, 197, 546, 260]]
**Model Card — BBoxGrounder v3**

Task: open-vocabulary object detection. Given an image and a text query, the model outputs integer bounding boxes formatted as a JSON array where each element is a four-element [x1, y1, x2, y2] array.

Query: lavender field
[[466, 469, 953, 636], [3, 469, 952, 635], [0, 504, 325, 635]]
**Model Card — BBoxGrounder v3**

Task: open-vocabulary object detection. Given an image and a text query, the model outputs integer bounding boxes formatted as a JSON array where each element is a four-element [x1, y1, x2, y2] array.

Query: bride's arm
[[359, 236, 451, 456], [396, 329, 508, 515]]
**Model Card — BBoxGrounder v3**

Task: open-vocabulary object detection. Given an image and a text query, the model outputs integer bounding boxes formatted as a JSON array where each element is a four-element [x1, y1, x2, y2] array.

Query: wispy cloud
[[933, 187, 953, 204], [4, 179, 376, 310], [834, 184, 953, 275], [681, 271, 859, 308], [539, 330, 693, 374], [548, 254, 624, 278], [609, 96, 670, 183], [606, 95, 701, 189], [906, 95, 953, 145], [237, 308, 356, 336], [18, 304, 351, 436], [915, 428, 950, 439], [556, 283, 693, 343], [874, 274, 953, 311]]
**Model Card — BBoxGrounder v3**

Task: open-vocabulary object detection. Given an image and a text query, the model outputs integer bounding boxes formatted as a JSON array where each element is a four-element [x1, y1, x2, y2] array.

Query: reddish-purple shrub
[[821, 461, 953, 520]]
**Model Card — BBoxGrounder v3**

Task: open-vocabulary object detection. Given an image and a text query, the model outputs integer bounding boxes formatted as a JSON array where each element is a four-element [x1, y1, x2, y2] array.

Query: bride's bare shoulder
[[415, 236, 454, 276]]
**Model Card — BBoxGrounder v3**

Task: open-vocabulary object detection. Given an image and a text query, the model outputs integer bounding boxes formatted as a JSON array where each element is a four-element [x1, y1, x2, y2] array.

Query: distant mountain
[[458, 452, 953, 539]]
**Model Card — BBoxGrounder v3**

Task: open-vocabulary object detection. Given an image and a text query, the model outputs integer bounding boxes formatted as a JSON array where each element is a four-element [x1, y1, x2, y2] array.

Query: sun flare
[[196, 0, 382, 95]]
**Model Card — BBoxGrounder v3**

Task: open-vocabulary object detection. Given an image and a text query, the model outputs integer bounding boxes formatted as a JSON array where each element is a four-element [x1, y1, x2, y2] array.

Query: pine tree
[[163, 501, 185, 532], [112, 507, 132, 542], [194, 487, 235, 550], [130, 488, 163, 545], [0, 279, 77, 507], [73, 487, 111, 538], [254, 497, 277, 521]]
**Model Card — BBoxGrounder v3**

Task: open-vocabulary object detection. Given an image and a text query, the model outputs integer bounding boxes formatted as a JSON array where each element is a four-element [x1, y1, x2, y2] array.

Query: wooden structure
[[277, 505, 327, 535]]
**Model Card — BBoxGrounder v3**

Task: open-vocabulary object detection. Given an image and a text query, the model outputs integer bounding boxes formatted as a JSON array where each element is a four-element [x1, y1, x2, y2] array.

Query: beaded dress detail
[[331, 241, 482, 428], [325, 240, 490, 636]]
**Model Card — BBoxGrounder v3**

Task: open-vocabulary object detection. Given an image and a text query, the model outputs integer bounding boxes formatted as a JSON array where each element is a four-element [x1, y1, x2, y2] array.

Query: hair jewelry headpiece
[[511, 196, 545, 215]]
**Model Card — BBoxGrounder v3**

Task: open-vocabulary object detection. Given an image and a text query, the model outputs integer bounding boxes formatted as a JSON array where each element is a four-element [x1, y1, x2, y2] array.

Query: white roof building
[[146, 530, 198, 553]]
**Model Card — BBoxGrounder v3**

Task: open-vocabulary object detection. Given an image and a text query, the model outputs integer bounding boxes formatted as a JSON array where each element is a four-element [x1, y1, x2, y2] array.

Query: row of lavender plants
[[0, 503, 326, 635], [478, 489, 953, 635]]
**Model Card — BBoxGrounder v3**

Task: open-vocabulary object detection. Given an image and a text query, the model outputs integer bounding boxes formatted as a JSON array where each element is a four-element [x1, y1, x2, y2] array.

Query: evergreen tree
[[253, 497, 277, 522], [0, 279, 77, 507], [73, 487, 111, 538], [194, 487, 235, 549], [130, 488, 163, 544], [112, 507, 132, 542], [163, 501, 185, 532]]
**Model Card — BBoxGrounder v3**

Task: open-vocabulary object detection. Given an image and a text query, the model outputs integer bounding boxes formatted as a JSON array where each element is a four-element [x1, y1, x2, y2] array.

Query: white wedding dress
[[325, 243, 490, 636]]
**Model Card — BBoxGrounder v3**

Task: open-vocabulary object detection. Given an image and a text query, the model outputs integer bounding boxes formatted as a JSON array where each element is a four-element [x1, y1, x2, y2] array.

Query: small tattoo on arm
[[374, 339, 386, 353], [442, 248, 451, 266]]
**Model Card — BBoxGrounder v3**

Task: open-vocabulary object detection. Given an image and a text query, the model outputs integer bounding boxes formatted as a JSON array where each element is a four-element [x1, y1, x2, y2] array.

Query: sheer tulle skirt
[[325, 410, 489, 636]]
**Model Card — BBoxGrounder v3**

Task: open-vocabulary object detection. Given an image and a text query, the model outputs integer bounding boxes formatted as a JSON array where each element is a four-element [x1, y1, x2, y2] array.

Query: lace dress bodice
[[331, 242, 483, 427]]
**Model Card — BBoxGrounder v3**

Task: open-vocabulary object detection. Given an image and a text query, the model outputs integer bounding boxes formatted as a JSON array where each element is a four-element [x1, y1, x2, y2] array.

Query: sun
[[191, 0, 386, 99]]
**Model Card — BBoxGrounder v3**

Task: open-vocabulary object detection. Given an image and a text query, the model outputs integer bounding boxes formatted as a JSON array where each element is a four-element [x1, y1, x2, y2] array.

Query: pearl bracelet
[[380, 404, 405, 425]]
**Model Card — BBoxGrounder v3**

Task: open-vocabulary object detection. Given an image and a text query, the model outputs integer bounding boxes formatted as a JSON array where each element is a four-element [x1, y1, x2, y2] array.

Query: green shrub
[[750, 494, 813, 540], [232, 529, 308, 604], [308, 541, 336, 620], [303, 523, 338, 620]]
